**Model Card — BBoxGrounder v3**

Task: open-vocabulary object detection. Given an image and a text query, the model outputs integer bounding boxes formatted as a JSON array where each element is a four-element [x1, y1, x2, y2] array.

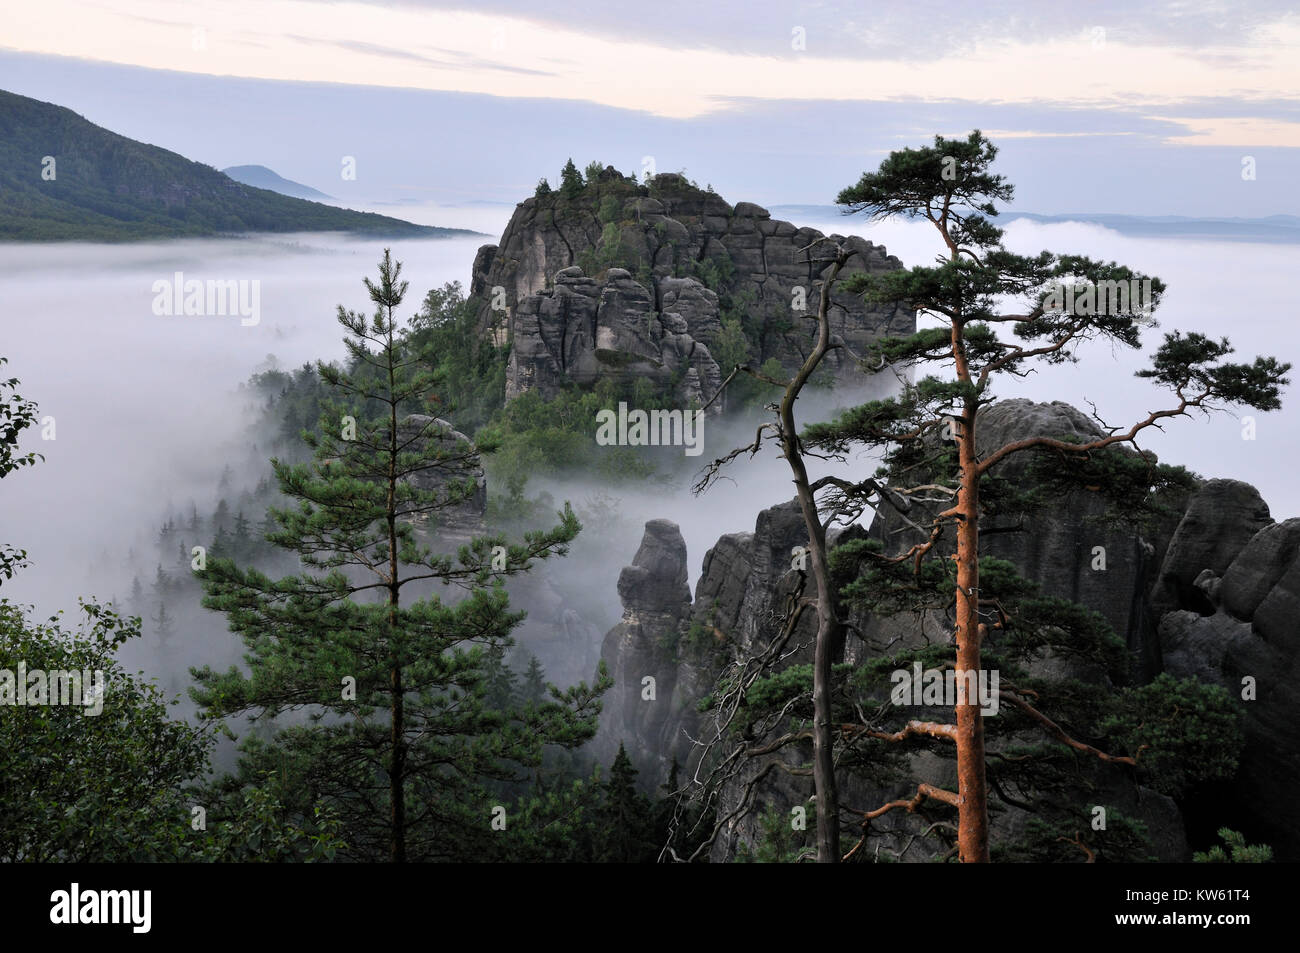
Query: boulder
[[1152, 480, 1272, 616]]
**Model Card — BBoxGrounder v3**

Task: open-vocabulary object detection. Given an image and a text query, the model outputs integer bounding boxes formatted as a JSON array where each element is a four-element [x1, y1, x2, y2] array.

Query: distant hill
[[768, 204, 1300, 244], [0, 89, 478, 241], [221, 164, 332, 200]]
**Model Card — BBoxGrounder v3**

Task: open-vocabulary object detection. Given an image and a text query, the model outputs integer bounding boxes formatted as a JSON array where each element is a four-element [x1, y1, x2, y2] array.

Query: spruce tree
[[192, 251, 609, 862], [522, 654, 547, 705], [596, 743, 654, 862], [560, 158, 584, 197]]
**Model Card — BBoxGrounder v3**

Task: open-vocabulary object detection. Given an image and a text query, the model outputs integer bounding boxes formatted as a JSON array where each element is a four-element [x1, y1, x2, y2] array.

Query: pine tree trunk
[[391, 663, 406, 862], [387, 326, 406, 864], [954, 410, 990, 862]]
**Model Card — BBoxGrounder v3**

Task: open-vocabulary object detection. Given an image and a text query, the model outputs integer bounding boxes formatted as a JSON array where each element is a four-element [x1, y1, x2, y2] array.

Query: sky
[[1, 0, 1298, 212]]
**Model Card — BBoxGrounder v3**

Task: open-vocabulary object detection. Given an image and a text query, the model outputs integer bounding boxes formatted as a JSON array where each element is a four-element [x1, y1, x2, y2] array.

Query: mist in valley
[[1, 214, 1295, 760]]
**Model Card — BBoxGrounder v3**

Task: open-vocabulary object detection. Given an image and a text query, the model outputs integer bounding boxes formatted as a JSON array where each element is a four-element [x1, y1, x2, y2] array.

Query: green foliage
[[534, 177, 551, 197], [0, 358, 43, 582], [1100, 674, 1245, 798], [690, 248, 735, 292], [837, 129, 1012, 243], [577, 221, 629, 275], [1021, 440, 1201, 532], [597, 194, 621, 225], [1137, 331, 1290, 412], [560, 158, 584, 198], [189, 775, 349, 862], [191, 252, 610, 861], [743, 664, 813, 722], [1193, 828, 1273, 863], [478, 376, 682, 499], [997, 811, 1157, 863], [735, 804, 811, 863], [406, 280, 508, 433], [709, 288, 784, 408], [712, 313, 751, 375], [485, 745, 697, 862], [0, 598, 214, 861]]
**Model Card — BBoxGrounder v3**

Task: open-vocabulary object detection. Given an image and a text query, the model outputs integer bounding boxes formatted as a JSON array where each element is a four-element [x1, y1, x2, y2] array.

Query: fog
[[1, 216, 1295, 717], [807, 214, 1299, 516]]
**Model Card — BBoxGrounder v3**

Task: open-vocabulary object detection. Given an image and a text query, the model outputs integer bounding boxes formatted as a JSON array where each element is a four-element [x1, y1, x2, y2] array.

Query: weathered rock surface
[[974, 400, 1165, 670], [472, 171, 914, 409], [398, 414, 487, 543], [595, 399, 1300, 861], [594, 520, 695, 779], [505, 266, 723, 411], [1159, 515, 1300, 858], [1152, 479, 1272, 616]]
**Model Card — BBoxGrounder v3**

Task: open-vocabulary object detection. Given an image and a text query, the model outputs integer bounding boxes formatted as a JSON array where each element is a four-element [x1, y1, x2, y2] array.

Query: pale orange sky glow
[[4, 0, 1299, 144]]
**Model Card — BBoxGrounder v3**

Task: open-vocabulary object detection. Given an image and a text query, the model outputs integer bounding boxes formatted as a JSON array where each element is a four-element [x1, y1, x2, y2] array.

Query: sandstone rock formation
[[504, 265, 724, 411], [470, 170, 914, 410], [595, 398, 1299, 861], [1159, 514, 1300, 858]]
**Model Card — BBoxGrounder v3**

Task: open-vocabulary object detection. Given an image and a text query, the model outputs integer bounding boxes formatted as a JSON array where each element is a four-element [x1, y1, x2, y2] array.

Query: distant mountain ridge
[[768, 204, 1300, 244], [0, 89, 477, 241], [221, 164, 332, 201]]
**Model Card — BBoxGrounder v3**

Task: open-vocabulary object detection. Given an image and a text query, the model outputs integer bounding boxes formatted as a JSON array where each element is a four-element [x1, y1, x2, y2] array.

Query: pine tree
[[483, 648, 519, 710], [522, 653, 547, 704], [816, 130, 1287, 862], [697, 130, 1289, 864], [560, 158, 583, 197], [152, 600, 174, 650], [151, 563, 169, 599], [231, 511, 251, 561], [192, 251, 609, 862], [596, 744, 654, 863], [212, 498, 231, 534]]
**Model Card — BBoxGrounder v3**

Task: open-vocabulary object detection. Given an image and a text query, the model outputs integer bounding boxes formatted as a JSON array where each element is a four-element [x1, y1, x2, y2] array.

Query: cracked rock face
[[1161, 515, 1300, 858], [595, 520, 695, 779], [472, 171, 914, 409], [1151, 479, 1273, 617], [592, 400, 1300, 861], [504, 266, 724, 411]]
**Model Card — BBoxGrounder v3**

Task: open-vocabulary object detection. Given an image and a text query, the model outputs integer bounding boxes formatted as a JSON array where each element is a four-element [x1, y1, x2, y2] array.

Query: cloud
[[1159, 116, 1300, 148], [287, 34, 558, 76], [3, 0, 1298, 124]]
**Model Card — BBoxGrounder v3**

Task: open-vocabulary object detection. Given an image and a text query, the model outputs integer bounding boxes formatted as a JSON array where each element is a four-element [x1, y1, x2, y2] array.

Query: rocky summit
[[469, 169, 915, 410]]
